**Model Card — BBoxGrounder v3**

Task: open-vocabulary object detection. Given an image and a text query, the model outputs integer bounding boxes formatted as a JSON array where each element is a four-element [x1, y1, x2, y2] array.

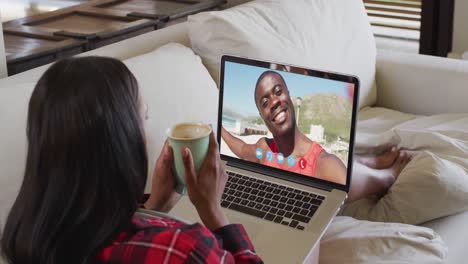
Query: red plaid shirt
[[96, 213, 263, 263]]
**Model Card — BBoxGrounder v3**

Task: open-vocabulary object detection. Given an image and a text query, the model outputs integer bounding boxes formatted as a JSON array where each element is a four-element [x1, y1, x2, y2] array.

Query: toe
[[399, 153, 407, 164]]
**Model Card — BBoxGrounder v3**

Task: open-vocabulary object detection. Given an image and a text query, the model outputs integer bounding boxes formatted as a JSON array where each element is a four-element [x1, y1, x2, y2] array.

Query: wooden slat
[[364, 0, 421, 8], [97, 0, 190, 13], [364, 5, 421, 16], [364, 0, 422, 5], [2, 0, 113, 27], [167, 0, 226, 20], [93, 19, 155, 38], [4, 25, 61, 39], [79, 7, 141, 22], [96, 0, 226, 21], [370, 22, 420, 31], [4, 32, 85, 63], [31, 13, 135, 35], [367, 13, 420, 22]]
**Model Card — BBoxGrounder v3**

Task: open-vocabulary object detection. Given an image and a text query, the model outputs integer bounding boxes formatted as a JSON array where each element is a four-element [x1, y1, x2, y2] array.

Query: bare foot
[[355, 146, 399, 169], [373, 152, 412, 198], [386, 152, 412, 181]]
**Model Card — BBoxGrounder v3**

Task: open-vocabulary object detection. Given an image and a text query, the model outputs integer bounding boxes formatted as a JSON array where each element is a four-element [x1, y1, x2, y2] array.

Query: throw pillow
[[123, 43, 219, 191], [188, 0, 377, 109]]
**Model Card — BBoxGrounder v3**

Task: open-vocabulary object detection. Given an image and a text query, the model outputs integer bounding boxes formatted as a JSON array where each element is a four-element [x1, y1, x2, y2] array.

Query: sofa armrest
[[375, 49, 468, 115], [0, 12, 7, 78]]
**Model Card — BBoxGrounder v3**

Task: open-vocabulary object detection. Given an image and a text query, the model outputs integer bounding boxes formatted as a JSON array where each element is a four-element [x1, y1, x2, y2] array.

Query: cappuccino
[[169, 123, 211, 140]]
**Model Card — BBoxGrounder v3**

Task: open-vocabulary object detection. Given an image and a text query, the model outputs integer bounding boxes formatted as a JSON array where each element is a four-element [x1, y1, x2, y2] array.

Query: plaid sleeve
[[96, 216, 263, 264], [186, 224, 263, 264]]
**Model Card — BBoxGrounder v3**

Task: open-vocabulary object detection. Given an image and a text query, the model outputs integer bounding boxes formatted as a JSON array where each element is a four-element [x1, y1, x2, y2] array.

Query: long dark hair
[[1, 57, 148, 264]]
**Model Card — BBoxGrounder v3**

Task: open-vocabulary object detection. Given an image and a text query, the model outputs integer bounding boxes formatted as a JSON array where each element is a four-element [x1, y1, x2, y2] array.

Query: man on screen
[[221, 71, 347, 184]]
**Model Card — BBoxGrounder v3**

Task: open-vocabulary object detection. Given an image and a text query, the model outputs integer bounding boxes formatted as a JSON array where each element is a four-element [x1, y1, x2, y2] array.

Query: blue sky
[[223, 61, 351, 117]]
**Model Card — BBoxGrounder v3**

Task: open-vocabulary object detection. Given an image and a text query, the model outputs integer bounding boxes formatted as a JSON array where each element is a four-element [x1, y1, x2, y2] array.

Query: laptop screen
[[219, 56, 359, 189]]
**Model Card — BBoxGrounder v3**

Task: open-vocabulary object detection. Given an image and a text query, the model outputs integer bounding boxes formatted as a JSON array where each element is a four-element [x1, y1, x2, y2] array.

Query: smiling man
[[221, 71, 347, 184]]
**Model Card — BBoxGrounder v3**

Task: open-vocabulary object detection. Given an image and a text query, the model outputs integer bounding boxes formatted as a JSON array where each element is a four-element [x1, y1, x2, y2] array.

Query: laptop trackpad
[[225, 210, 264, 237]]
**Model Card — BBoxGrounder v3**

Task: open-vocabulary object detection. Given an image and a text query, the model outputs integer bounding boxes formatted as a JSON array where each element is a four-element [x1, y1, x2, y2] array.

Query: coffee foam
[[170, 123, 211, 139]]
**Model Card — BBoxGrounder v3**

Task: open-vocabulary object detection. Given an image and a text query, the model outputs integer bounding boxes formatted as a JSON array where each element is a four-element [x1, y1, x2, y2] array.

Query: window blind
[[364, 0, 422, 41]]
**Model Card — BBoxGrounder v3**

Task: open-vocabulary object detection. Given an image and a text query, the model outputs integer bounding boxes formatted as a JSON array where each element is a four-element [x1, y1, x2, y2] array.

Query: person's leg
[[347, 152, 412, 203]]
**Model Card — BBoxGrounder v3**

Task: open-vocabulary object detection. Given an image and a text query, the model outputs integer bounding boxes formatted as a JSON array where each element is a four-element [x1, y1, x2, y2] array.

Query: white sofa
[[1, 3, 468, 264]]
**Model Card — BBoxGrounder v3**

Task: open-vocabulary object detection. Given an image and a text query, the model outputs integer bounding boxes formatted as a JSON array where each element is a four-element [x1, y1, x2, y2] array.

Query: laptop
[[170, 55, 359, 263]]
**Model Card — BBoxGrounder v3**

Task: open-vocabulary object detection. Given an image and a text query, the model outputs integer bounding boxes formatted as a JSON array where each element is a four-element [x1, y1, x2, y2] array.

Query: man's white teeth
[[275, 111, 286, 123]]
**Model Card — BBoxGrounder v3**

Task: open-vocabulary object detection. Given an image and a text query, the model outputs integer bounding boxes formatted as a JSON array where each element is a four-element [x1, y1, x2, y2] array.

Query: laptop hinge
[[226, 160, 334, 192]]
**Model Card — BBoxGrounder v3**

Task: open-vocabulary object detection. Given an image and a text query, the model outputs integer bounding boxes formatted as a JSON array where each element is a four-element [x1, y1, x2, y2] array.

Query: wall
[[452, 0, 468, 55]]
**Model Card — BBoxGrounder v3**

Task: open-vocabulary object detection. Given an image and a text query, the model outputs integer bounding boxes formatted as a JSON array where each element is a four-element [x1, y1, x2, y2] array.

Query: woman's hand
[[144, 140, 181, 213], [182, 130, 229, 230]]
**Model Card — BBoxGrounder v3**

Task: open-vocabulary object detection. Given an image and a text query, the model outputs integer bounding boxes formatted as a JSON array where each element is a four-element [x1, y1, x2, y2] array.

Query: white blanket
[[355, 107, 468, 157], [342, 107, 468, 225]]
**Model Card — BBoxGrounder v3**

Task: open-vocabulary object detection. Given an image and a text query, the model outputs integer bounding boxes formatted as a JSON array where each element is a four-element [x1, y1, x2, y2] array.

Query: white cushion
[[342, 107, 468, 225], [0, 82, 35, 226], [422, 210, 468, 264], [188, 0, 377, 109], [123, 43, 219, 191], [321, 216, 447, 264]]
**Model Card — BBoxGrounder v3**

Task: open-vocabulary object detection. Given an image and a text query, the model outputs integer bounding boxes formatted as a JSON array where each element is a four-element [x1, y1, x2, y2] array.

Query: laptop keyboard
[[221, 171, 325, 231]]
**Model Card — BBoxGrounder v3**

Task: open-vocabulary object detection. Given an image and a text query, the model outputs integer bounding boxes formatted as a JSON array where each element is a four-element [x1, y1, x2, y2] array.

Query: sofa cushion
[[123, 43, 219, 191], [188, 0, 377, 109], [342, 107, 468, 225]]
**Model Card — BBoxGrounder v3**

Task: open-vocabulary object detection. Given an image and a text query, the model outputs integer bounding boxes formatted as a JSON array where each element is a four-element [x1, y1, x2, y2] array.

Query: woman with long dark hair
[[0, 57, 263, 264]]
